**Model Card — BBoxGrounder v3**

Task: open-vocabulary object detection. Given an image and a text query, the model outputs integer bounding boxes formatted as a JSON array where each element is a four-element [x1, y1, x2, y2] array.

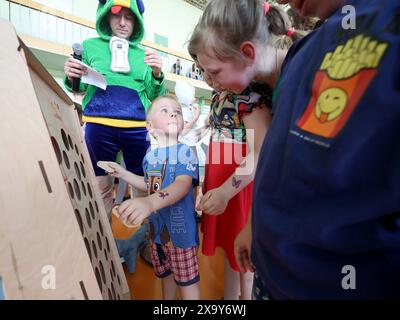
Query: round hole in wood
[[73, 179, 81, 200], [89, 202, 95, 219], [87, 182, 93, 199], [99, 220, 104, 236], [84, 237, 91, 260], [111, 282, 116, 300], [105, 237, 110, 253], [61, 129, 69, 151], [92, 240, 98, 259], [80, 162, 86, 178], [81, 181, 87, 196], [96, 232, 103, 251], [94, 267, 102, 291], [67, 134, 73, 150], [74, 209, 83, 235], [85, 208, 91, 228], [67, 182, 74, 199], [63, 151, 70, 169], [50, 137, 62, 164], [74, 162, 81, 181], [99, 260, 106, 284], [111, 260, 116, 277]]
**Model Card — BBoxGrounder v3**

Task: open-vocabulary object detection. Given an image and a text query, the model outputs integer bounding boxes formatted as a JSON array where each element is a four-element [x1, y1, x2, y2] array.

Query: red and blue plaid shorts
[[150, 242, 200, 286]]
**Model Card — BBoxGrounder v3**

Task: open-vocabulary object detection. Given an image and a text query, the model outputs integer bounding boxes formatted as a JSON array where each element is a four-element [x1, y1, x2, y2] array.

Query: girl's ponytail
[[188, 0, 307, 62], [264, 2, 306, 49]]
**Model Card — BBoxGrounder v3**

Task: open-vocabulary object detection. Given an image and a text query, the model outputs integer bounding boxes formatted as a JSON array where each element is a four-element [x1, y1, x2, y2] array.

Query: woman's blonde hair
[[188, 0, 304, 61]]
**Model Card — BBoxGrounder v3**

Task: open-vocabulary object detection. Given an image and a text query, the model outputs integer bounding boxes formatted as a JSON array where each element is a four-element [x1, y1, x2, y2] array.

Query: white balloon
[[174, 80, 195, 107]]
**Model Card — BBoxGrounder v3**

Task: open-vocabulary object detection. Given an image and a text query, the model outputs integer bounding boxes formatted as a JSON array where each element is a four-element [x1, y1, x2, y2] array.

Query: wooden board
[[0, 19, 129, 300]]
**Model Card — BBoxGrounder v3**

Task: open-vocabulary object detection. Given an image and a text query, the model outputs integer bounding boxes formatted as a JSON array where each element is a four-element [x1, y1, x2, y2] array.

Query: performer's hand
[[144, 48, 163, 78], [196, 187, 229, 215], [64, 57, 87, 82], [234, 219, 255, 273], [117, 198, 153, 226]]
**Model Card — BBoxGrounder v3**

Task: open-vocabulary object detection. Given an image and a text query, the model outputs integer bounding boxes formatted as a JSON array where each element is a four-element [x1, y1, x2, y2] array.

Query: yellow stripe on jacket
[[82, 116, 147, 128]]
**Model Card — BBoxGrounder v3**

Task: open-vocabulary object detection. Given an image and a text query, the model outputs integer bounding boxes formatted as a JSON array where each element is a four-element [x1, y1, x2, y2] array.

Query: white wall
[[33, 0, 202, 54], [72, 0, 97, 22], [33, 0, 73, 14], [32, 0, 97, 22], [142, 0, 202, 53]]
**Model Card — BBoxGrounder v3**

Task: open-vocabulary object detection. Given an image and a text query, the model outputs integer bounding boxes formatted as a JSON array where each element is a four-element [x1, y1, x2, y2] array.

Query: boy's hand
[[234, 220, 255, 273], [144, 49, 163, 78], [192, 104, 201, 119], [204, 116, 210, 127], [106, 162, 127, 179], [196, 187, 229, 215], [117, 198, 154, 227]]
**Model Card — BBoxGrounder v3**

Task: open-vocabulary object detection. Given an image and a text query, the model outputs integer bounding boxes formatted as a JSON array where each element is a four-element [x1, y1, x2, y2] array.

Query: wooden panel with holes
[[0, 19, 129, 300]]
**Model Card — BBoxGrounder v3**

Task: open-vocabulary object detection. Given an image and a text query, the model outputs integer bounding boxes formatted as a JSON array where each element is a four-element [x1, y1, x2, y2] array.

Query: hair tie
[[263, 2, 270, 15], [286, 27, 295, 37]]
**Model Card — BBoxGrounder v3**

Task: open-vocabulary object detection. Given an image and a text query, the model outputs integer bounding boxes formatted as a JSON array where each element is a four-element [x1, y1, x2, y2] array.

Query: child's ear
[[146, 120, 152, 132], [239, 41, 256, 64], [146, 120, 156, 137]]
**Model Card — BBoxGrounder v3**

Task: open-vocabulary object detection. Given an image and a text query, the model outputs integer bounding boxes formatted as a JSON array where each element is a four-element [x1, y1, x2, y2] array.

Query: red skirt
[[201, 141, 253, 272]]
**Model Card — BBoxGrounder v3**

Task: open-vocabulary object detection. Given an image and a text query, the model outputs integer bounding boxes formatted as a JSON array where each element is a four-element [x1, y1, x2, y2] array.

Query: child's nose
[[170, 112, 177, 118]]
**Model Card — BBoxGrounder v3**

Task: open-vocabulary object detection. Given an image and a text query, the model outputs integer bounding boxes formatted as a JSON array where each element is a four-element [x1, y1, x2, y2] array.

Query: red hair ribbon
[[286, 27, 295, 37], [263, 2, 270, 15]]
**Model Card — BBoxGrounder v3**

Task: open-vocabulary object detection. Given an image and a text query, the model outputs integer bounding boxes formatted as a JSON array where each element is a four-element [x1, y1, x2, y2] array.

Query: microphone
[[71, 43, 83, 92]]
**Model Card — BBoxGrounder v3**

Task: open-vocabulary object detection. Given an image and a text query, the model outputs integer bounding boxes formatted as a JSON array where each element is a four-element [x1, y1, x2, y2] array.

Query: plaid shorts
[[150, 242, 200, 286]]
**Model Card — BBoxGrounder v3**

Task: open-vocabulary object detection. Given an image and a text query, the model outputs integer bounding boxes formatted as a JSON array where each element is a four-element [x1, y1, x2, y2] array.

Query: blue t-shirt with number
[[143, 143, 199, 248], [252, 0, 400, 299]]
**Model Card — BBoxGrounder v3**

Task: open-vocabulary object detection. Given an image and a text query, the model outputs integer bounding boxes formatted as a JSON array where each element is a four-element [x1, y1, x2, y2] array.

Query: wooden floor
[[112, 214, 225, 300]]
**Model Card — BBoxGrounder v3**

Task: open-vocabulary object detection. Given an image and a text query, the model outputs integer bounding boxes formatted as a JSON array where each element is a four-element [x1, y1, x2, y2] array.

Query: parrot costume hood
[[64, 0, 165, 128], [96, 0, 145, 46]]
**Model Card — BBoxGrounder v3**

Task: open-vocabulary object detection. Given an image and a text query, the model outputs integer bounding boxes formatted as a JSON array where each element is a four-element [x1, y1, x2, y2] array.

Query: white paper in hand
[[79, 61, 107, 90]]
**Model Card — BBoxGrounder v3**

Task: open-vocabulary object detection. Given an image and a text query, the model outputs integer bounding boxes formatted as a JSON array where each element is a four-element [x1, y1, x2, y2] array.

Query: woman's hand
[[234, 217, 255, 273]]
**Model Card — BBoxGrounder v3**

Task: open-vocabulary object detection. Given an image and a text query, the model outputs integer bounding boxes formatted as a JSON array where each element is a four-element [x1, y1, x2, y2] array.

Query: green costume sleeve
[[144, 67, 165, 101]]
